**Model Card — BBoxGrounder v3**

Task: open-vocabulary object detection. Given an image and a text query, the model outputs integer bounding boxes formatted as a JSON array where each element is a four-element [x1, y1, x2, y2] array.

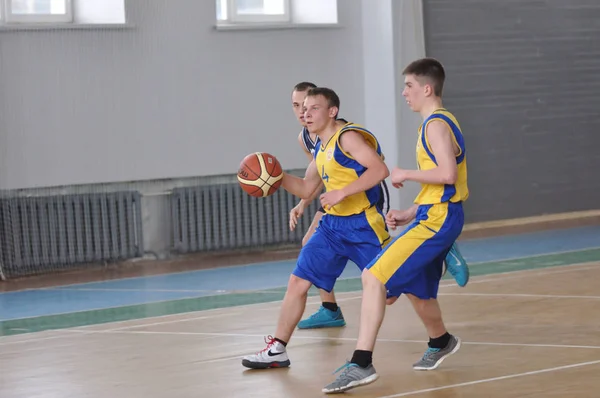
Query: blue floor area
[[1, 225, 599, 321]]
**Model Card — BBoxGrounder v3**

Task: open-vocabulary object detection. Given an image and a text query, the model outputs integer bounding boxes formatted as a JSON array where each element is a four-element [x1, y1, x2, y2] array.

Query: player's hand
[[320, 190, 346, 211], [385, 209, 414, 230], [391, 167, 408, 188], [289, 202, 305, 231]]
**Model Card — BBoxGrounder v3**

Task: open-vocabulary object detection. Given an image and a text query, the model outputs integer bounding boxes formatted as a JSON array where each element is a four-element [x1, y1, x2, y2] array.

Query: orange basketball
[[237, 152, 283, 197]]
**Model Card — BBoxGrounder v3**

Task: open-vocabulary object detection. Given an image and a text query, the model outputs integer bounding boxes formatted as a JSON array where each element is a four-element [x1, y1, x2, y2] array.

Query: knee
[[361, 269, 383, 288], [288, 275, 311, 297], [407, 294, 431, 314]]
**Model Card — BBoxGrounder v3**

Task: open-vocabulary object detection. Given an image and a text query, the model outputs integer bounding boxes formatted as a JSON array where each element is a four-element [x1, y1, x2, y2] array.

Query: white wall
[[0, 0, 365, 190]]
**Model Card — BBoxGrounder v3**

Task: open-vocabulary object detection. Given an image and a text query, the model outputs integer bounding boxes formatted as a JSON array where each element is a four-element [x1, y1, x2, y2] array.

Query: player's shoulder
[[427, 108, 461, 128], [337, 126, 374, 153]]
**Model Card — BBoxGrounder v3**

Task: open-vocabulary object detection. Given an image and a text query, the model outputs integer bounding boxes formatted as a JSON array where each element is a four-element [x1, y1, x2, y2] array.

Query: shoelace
[[332, 361, 358, 375], [257, 335, 277, 354], [421, 347, 440, 360]]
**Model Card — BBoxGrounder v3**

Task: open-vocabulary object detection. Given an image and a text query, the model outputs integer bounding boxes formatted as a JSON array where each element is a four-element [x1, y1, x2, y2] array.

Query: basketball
[[237, 152, 283, 197]]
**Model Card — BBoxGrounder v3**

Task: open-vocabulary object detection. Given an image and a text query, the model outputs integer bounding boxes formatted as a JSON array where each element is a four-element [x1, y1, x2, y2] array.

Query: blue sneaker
[[444, 242, 469, 287], [298, 306, 346, 329]]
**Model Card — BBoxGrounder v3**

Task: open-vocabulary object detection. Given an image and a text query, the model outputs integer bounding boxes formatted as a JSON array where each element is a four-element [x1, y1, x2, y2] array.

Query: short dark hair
[[306, 87, 340, 111], [293, 81, 317, 92], [402, 58, 445, 97]]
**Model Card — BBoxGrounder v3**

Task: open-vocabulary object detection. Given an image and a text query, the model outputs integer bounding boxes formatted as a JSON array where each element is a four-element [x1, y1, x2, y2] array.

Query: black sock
[[428, 332, 451, 349], [350, 350, 372, 368], [322, 302, 339, 312], [274, 337, 288, 347]]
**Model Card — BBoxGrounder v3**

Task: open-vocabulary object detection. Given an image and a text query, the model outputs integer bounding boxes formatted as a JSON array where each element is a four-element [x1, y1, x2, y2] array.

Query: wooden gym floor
[[2, 259, 600, 397]]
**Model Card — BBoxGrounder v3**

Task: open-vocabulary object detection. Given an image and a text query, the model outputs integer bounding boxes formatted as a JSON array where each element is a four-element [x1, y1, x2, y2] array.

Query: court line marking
[[0, 311, 241, 347], [376, 359, 600, 398], [59, 329, 600, 351], [38, 288, 289, 293], [1, 260, 598, 323], [107, 312, 241, 331], [1, 261, 598, 345], [0, 291, 357, 346], [439, 292, 600, 300]]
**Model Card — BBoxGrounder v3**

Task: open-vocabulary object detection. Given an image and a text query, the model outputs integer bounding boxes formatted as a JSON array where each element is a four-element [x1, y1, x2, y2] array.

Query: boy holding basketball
[[288, 82, 396, 330], [241, 87, 393, 369], [287, 81, 348, 330]]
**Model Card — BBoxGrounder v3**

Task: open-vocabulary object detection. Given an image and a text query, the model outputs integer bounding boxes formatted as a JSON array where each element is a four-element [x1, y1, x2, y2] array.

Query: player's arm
[[295, 132, 324, 203], [339, 130, 389, 198], [385, 204, 418, 230], [393, 121, 457, 185], [282, 159, 322, 200], [297, 132, 314, 163]]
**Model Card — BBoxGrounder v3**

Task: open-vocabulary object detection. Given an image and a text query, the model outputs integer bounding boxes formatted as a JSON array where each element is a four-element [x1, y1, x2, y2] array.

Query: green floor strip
[[1, 248, 599, 337]]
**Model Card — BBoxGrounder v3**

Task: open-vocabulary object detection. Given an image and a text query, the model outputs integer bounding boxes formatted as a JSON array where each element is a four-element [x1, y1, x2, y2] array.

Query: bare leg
[[355, 269, 387, 351], [405, 294, 447, 338], [275, 275, 312, 342], [241, 274, 312, 369], [321, 269, 385, 392], [406, 294, 461, 371]]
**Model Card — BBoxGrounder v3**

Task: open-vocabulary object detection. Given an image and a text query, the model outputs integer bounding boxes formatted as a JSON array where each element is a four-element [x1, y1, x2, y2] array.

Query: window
[[0, 0, 127, 26], [217, 0, 338, 27], [3, 0, 73, 23], [219, 0, 290, 23]]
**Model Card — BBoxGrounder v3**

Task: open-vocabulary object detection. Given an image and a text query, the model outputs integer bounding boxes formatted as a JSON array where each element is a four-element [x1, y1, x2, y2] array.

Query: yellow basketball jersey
[[414, 109, 469, 205], [315, 123, 383, 216]]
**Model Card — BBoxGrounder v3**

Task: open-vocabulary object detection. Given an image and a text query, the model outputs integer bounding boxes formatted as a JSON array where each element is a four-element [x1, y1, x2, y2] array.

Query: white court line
[[107, 312, 241, 331], [376, 359, 600, 398], [0, 332, 77, 347], [60, 329, 600, 351], [0, 291, 349, 346], [439, 292, 600, 300], [0, 311, 241, 347], [1, 261, 598, 346], [54, 288, 288, 294]]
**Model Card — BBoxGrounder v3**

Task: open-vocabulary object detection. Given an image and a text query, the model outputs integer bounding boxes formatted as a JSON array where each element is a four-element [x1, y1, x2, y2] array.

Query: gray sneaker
[[322, 362, 379, 394], [413, 335, 462, 371]]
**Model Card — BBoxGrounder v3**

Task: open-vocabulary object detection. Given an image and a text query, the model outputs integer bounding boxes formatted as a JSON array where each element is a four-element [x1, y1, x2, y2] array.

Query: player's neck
[[420, 99, 444, 119], [317, 121, 339, 145]]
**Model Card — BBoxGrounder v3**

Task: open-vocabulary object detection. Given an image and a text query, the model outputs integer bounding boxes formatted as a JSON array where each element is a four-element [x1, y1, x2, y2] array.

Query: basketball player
[[289, 83, 396, 330], [241, 87, 393, 369], [288, 82, 347, 330], [324, 58, 468, 393]]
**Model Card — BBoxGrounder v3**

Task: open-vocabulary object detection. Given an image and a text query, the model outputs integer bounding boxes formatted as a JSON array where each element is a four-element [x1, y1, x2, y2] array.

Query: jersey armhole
[[423, 118, 463, 160], [335, 127, 380, 161]]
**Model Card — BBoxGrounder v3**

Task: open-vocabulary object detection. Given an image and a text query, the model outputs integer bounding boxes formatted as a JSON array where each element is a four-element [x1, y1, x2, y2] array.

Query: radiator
[[0, 191, 144, 279], [171, 183, 320, 253]]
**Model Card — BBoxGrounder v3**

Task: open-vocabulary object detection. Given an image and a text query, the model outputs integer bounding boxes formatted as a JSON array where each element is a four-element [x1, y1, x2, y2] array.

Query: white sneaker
[[242, 335, 291, 369]]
